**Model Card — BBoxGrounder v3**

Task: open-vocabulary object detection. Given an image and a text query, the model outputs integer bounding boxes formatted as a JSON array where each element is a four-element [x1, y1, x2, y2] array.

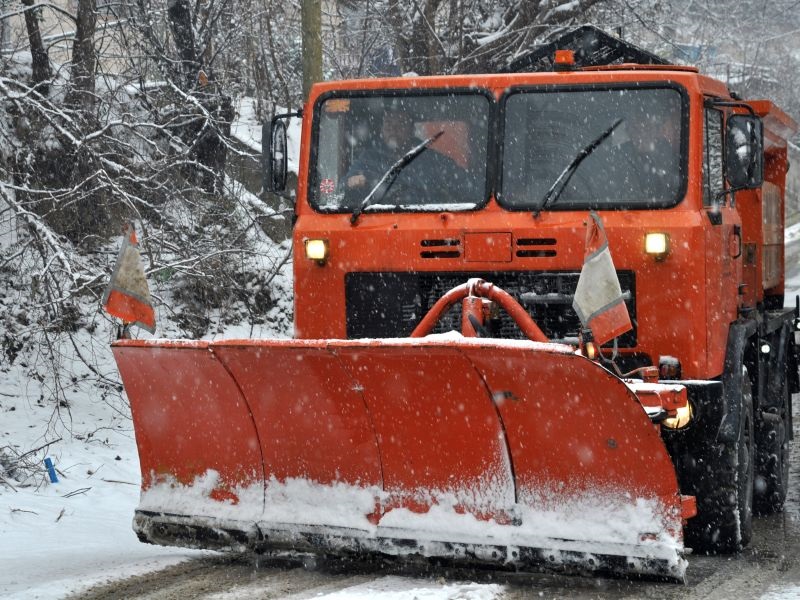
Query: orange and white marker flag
[[102, 223, 155, 333], [572, 212, 632, 346]]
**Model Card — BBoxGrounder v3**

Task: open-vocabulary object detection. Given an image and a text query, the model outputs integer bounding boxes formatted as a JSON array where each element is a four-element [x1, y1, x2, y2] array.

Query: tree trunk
[[21, 0, 52, 94], [301, 0, 322, 100], [66, 0, 97, 110], [387, 0, 442, 76], [167, 0, 199, 89]]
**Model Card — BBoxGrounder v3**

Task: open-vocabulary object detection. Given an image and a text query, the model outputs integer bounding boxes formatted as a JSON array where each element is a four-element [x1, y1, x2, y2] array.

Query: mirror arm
[[272, 109, 303, 124], [714, 183, 752, 204], [704, 98, 756, 116]]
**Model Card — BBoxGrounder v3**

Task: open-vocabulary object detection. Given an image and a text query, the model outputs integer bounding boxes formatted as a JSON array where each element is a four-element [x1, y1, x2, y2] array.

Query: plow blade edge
[[113, 338, 687, 579]]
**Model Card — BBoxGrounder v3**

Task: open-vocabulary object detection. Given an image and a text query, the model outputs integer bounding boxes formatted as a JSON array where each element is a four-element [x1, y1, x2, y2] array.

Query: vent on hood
[[420, 238, 461, 259], [516, 238, 557, 258]]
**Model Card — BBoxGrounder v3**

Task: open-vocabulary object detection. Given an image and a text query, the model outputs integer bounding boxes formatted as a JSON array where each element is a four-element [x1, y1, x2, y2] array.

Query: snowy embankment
[[0, 187, 295, 598], [0, 263, 294, 600], [0, 329, 202, 599]]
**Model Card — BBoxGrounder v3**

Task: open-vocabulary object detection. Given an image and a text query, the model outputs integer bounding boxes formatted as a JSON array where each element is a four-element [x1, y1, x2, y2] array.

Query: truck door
[[703, 105, 741, 376]]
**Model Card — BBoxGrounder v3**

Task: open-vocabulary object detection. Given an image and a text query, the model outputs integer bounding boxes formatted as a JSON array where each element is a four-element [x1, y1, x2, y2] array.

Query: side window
[[703, 108, 724, 206]]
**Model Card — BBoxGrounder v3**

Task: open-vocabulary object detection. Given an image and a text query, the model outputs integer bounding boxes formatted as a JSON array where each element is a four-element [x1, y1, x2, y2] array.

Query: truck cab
[[288, 68, 793, 381]]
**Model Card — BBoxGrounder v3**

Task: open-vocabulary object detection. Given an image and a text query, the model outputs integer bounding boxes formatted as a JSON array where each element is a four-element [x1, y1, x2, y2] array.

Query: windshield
[[501, 87, 686, 210], [311, 93, 491, 212]]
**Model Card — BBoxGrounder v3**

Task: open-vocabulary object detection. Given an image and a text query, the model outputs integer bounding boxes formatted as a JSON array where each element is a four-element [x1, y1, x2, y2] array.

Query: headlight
[[645, 232, 670, 260], [304, 239, 329, 263]]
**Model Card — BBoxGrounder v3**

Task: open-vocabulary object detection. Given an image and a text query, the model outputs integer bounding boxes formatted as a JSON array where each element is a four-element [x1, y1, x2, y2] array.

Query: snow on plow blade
[[113, 337, 689, 579]]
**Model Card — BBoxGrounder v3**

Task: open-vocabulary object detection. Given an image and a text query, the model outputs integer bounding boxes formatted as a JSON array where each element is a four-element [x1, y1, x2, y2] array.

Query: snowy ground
[[0, 331, 206, 599], [1, 225, 799, 600]]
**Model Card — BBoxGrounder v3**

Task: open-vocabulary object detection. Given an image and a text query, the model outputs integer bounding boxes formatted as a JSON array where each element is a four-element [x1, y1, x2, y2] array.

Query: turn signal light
[[645, 232, 670, 260], [554, 49, 576, 71], [662, 403, 693, 429], [304, 239, 329, 263]]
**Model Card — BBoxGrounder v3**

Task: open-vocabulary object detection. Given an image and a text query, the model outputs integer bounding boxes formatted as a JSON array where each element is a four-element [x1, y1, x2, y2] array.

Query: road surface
[[75, 393, 800, 600]]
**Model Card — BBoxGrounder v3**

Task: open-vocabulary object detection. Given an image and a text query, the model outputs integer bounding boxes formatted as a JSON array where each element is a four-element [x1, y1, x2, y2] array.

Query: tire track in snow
[[72, 555, 506, 599]]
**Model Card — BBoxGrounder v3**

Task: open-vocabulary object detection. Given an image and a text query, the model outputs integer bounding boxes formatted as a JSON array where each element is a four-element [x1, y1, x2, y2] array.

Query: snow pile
[[761, 584, 800, 600], [204, 576, 503, 600], [138, 471, 685, 575], [0, 449, 199, 598]]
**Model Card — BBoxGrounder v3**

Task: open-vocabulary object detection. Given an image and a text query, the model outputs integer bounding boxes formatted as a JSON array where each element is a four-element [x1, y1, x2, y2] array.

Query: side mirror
[[269, 119, 288, 192], [263, 109, 302, 194], [725, 114, 763, 189]]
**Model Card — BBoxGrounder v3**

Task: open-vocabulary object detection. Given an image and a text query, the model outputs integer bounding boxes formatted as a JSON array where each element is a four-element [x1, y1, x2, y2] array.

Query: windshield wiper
[[534, 118, 623, 217], [350, 130, 444, 225]]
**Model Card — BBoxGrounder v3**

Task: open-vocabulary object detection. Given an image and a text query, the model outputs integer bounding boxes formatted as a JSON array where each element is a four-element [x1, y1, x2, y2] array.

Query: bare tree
[[65, 0, 98, 109], [602, 0, 800, 124], [20, 0, 52, 93], [373, 0, 610, 75], [302, 0, 322, 98]]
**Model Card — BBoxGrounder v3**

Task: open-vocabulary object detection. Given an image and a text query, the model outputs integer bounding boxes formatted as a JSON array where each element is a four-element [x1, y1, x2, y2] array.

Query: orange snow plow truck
[[111, 27, 800, 580]]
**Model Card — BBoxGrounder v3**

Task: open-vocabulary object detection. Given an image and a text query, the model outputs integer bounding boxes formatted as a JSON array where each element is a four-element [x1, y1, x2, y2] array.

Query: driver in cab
[[344, 108, 467, 205]]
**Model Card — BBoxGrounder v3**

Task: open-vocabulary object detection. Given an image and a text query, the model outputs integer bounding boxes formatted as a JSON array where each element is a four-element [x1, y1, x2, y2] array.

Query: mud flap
[[114, 338, 686, 578]]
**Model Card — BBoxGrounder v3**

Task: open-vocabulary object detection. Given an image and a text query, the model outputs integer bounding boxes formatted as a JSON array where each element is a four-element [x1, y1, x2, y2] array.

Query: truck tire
[[684, 368, 754, 553], [754, 375, 791, 514]]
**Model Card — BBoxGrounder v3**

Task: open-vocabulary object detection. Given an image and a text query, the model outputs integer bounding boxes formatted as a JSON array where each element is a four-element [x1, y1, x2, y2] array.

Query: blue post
[[44, 457, 59, 483]]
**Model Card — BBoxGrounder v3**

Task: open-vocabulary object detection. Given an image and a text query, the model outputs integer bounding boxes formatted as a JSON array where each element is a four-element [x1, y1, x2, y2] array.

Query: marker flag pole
[[572, 211, 632, 346], [102, 223, 156, 333]]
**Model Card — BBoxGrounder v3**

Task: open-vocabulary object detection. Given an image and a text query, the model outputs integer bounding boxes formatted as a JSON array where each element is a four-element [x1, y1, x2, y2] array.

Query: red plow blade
[[114, 337, 688, 579]]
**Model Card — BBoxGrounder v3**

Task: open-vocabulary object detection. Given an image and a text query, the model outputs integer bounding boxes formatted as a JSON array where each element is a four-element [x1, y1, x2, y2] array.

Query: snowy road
[[71, 394, 800, 600], [69, 504, 800, 599]]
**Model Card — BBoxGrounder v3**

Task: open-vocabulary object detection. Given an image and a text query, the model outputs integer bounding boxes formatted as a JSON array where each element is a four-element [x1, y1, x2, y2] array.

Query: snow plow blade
[[113, 337, 690, 580]]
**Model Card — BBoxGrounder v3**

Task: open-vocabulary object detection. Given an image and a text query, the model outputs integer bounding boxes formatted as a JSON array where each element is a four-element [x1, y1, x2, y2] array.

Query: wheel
[[754, 372, 791, 514], [683, 367, 754, 553]]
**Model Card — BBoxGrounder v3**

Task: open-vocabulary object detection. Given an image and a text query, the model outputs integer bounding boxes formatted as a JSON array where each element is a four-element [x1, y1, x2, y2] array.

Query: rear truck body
[[112, 28, 800, 581]]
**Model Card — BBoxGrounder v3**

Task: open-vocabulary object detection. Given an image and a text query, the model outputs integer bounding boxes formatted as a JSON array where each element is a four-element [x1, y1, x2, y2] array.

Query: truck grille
[[345, 271, 637, 346]]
